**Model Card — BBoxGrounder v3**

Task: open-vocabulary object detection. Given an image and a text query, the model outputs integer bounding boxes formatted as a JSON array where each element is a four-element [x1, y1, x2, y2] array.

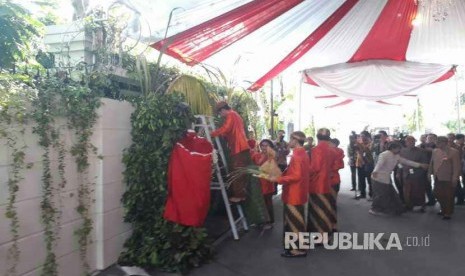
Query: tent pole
[[298, 73, 303, 130], [270, 79, 274, 139], [456, 72, 461, 133], [416, 98, 420, 133]]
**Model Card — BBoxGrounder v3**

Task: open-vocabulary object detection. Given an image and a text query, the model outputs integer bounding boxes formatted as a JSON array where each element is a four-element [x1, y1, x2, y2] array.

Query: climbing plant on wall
[[119, 93, 213, 273], [32, 74, 101, 275], [1, 71, 102, 276], [0, 73, 36, 276]]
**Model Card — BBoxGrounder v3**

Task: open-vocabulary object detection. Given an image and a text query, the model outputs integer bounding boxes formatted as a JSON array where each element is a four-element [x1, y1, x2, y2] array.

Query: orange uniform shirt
[[211, 110, 249, 155], [309, 141, 335, 194], [330, 147, 345, 185], [277, 147, 310, 205]]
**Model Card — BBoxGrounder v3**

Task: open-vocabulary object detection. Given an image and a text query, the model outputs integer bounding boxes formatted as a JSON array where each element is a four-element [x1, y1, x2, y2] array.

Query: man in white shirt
[[370, 142, 428, 216]]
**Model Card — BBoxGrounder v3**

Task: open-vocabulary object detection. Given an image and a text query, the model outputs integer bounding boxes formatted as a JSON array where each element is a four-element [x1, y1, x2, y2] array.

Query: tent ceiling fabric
[[151, 0, 304, 65], [303, 60, 452, 100], [150, 0, 465, 99]]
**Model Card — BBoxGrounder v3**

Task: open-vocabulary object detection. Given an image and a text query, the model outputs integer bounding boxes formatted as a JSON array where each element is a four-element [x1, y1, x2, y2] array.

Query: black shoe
[[355, 195, 366, 200], [442, 216, 451, 220], [281, 250, 307, 258], [350, 188, 355, 191], [437, 211, 443, 216]]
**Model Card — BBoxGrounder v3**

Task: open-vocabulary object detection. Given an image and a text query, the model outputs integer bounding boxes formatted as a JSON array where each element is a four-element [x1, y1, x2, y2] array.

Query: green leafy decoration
[[0, 73, 35, 276], [31, 75, 101, 276], [0, 0, 43, 69], [119, 93, 213, 273]]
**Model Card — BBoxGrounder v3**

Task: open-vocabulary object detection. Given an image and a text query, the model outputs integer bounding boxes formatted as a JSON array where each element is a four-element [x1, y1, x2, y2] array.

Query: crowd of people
[[348, 131, 464, 220], [212, 101, 345, 258], [211, 100, 463, 258]]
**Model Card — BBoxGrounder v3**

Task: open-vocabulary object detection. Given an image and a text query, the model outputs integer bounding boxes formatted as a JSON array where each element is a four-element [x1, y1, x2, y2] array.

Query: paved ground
[[100, 167, 465, 276]]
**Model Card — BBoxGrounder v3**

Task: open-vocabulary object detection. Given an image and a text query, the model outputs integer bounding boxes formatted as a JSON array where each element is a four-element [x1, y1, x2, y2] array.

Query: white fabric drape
[[203, 0, 346, 86], [304, 60, 452, 100], [151, 0, 252, 38], [144, 0, 465, 96], [407, 0, 465, 65], [291, 0, 388, 70]]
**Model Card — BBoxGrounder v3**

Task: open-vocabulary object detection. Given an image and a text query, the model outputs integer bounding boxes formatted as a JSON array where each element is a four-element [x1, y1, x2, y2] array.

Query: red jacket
[[309, 141, 335, 194], [277, 147, 309, 205], [211, 110, 249, 155], [331, 147, 345, 185], [251, 152, 276, 195]]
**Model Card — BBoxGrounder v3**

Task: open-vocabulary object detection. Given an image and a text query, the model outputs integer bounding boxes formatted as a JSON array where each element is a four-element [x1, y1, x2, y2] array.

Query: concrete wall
[[0, 98, 134, 275]]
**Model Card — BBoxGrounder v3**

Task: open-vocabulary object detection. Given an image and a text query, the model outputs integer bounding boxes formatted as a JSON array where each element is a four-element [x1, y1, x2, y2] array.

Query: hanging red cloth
[[163, 132, 213, 227]]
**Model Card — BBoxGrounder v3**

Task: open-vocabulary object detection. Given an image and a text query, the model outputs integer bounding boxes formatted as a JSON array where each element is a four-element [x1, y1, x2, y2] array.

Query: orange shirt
[[330, 147, 345, 185], [251, 152, 276, 195], [309, 141, 335, 194], [277, 147, 309, 205], [211, 110, 249, 155]]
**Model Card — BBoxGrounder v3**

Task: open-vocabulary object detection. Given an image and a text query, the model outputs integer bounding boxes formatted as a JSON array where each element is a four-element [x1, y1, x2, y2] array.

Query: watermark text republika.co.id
[[285, 232, 430, 250]]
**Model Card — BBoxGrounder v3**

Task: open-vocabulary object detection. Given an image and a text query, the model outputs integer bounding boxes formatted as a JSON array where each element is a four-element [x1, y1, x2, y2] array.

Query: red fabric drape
[[375, 100, 400, 106], [164, 133, 213, 227], [349, 0, 418, 62], [303, 71, 319, 86], [248, 0, 359, 91], [151, 0, 303, 66], [432, 68, 455, 83], [325, 99, 353, 108]]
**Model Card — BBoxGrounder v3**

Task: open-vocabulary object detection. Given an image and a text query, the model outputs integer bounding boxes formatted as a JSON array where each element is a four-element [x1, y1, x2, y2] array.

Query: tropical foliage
[[167, 74, 214, 115], [119, 93, 213, 273], [0, 0, 42, 69], [0, 2, 272, 275]]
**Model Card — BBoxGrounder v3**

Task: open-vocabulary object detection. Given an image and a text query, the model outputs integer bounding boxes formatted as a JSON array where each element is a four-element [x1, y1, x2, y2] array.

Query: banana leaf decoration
[[166, 75, 215, 115]]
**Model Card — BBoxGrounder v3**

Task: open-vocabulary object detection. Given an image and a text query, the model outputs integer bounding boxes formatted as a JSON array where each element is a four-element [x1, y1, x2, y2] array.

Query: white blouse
[[371, 150, 420, 184]]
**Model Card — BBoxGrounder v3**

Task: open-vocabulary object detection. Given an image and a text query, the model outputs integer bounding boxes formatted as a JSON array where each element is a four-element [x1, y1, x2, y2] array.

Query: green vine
[[51, 126, 67, 246], [0, 73, 35, 276], [4, 139, 24, 276], [31, 75, 100, 276], [63, 79, 100, 274], [119, 93, 213, 274], [33, 78, 60, 276]]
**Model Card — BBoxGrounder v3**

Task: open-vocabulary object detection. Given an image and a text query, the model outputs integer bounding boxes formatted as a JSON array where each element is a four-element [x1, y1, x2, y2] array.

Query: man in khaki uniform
[[428, 136, 461, 220]]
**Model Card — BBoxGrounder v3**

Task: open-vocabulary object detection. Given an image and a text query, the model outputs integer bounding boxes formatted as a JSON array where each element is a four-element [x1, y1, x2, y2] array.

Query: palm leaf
[[166, 75, 213, 115]]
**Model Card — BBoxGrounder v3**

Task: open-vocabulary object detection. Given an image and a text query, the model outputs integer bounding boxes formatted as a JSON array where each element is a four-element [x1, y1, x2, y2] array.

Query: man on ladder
[[211, 101, 251, 203]]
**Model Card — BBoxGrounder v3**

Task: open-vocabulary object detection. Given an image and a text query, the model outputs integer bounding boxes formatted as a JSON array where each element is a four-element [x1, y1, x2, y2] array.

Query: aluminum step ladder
[[193, 115, 248, 240]]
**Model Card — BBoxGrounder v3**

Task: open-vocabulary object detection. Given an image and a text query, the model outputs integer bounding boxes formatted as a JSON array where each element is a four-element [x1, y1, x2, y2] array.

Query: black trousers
[[455, 175, 465, 203], [357, 167, 372, 197], [350, 166, 357, 190]]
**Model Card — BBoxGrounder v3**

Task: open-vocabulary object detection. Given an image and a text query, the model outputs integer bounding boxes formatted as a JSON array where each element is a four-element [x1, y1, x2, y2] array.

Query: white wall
[[0, 98, 134, 275], [44, 22, 94, 67]]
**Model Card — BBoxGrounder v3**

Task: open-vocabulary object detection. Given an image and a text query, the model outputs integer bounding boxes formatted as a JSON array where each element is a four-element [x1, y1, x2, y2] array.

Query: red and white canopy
[[151, 0, 465, 99]]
